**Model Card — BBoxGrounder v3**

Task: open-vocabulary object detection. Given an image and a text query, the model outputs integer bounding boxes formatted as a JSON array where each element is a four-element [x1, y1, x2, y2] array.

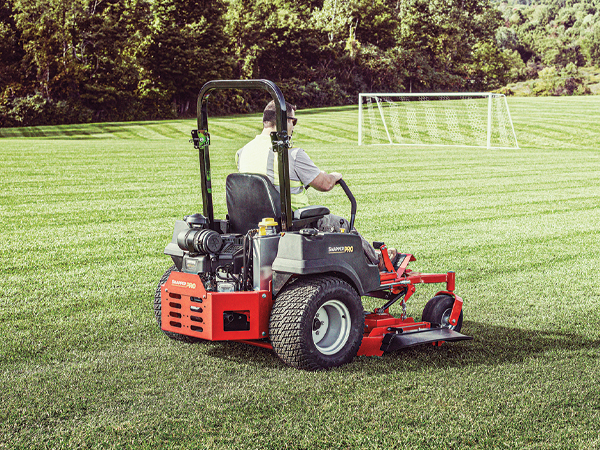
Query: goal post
[[358, 92, 519, 149]]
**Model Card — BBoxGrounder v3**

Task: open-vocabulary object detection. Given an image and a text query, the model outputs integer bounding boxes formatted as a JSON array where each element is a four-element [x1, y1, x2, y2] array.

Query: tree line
[[495, 0, 600, 94], [1, 0, 598, 127]]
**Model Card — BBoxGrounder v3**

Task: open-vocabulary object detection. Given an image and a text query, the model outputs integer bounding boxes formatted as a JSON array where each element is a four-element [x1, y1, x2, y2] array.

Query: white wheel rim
[[312, 300, 351, 355]]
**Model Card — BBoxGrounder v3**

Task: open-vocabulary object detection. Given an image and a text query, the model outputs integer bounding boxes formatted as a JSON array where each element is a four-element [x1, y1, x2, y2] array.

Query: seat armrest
[[293, 205, 330, 220]]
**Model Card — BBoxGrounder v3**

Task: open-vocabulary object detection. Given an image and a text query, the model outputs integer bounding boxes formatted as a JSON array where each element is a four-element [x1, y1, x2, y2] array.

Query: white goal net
[[358, 93, 519, 149]]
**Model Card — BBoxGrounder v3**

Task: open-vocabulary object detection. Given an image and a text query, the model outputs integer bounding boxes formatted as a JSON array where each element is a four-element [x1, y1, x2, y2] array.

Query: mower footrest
[[381, 328, 472, 352]]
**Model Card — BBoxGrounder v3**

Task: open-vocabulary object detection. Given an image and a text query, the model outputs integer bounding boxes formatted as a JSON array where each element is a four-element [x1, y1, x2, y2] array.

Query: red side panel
[[161, 271, 272, 341]]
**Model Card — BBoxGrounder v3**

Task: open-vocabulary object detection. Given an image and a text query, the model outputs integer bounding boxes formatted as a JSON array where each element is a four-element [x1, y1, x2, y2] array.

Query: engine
[[164, 214, 246, 292]]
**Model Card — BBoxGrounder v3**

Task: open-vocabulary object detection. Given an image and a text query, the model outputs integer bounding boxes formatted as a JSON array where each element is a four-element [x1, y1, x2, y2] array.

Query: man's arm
[[309, 171, 342, 192], [292, 148, 341, 192]]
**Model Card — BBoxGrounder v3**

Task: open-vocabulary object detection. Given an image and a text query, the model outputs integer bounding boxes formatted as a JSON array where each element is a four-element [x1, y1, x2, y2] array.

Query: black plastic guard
[[271, 232, 380, 295], [381, 328, 473, 352]]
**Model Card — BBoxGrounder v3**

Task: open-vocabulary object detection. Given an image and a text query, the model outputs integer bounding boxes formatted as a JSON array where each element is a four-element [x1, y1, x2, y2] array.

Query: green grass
[[1, 97, 599, 449]]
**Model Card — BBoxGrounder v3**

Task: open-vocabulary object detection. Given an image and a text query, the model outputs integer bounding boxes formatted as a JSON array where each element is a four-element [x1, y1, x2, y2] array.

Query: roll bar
[[337, 179, 356, 231], [194, 80, 293, 231]]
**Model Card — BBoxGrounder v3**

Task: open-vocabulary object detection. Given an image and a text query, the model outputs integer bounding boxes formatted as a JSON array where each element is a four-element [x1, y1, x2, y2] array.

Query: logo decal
[[172, 279, 197, 289], [328, 246, 354, 254]]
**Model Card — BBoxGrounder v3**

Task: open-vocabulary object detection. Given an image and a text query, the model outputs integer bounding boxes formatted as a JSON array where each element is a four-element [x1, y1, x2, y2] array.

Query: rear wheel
[[269, 275, 364, 370], [154, 265, 201, 342], [421, 294, 463, 332]]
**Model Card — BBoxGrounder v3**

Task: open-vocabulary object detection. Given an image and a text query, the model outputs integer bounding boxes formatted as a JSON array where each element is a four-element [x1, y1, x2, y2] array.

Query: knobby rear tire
[[269, 275, 364, 370]]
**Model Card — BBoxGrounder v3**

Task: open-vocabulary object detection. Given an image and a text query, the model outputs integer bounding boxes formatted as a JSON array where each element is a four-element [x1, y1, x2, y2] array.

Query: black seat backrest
[[226, 173, 281, 234]]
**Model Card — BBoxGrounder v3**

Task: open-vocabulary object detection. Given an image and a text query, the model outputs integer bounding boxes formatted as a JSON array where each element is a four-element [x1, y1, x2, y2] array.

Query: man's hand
[[310, 171, 343, 192], [329, 172, 343, 182]]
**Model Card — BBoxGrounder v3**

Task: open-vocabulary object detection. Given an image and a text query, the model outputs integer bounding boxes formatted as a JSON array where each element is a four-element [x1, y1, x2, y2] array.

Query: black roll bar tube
[[196, 79, 293, 231]]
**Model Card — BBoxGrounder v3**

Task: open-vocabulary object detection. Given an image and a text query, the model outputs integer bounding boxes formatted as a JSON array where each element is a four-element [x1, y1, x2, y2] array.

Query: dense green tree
[[2, 0, 597, 127], [499, 0, 600, 70], [137, 0, 231, 116], [226, 0, 323, 82], [2, 0, 153, 123], [74, 0, 152, 121], [581, 20, 600, 64], [0, 0, 26, 126], [0, 0, 24, 93], [12, 0, 78, 98], [467, 41, 516, 89], [312, 0, 399, 49], [225, 0, 402, 96], [397, 0, 505, 91]]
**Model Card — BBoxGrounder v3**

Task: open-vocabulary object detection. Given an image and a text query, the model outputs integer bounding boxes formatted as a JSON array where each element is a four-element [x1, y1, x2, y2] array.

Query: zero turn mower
[[154, 80, 472, 370]]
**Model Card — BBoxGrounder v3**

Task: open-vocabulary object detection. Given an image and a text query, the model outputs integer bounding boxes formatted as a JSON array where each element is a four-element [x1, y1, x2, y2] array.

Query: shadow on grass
[[198, 321, 599, 372], [348, 321, 600, 375]]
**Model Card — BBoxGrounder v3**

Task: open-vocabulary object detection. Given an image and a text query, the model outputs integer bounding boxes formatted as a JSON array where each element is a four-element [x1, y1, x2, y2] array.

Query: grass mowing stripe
[[1, 96, 600, 448]]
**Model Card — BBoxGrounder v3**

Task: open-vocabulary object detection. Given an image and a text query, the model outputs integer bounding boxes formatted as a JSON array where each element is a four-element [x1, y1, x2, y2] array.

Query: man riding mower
[[154, 79, 472, 371]]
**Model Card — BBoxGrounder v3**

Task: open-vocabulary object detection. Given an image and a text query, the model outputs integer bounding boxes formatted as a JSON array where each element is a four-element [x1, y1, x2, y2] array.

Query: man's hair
[[263, 100, 296, 127]]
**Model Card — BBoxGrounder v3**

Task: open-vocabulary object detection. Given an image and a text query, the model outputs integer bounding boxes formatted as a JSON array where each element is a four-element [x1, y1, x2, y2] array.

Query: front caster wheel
[[269, 275, 364, 370], [421, 294, 463, 332]]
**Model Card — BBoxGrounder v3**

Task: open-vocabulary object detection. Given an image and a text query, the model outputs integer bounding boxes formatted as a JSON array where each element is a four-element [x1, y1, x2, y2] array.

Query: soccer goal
[[358, 93, 519, 149]]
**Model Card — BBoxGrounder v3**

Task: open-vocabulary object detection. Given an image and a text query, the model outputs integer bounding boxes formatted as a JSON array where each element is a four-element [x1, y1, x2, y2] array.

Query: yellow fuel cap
[[258, 218, 279, 235]]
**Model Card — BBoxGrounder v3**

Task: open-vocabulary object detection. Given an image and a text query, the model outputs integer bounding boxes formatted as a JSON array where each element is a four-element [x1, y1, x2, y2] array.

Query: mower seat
[[225, 173, 329, 234]]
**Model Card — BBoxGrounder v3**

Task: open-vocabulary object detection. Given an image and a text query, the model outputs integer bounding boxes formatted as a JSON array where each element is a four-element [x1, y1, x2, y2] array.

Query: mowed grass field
[[1, 96, 599, 449]]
